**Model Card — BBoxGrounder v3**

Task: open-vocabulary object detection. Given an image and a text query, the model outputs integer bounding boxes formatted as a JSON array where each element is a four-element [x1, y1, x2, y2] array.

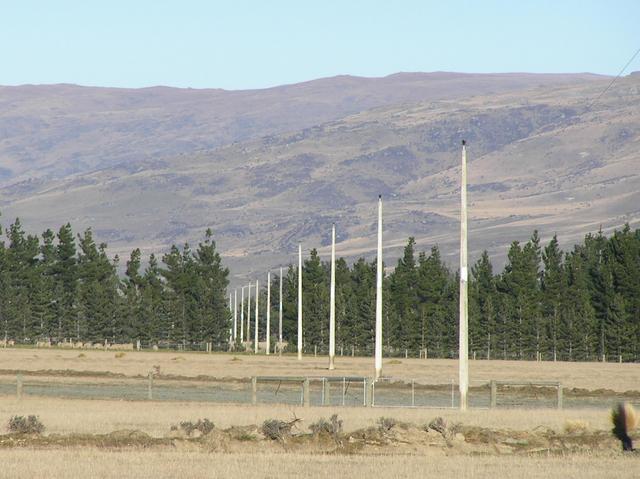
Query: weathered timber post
[[297, 244, 303, 360], [490, 380, 497, 408], [322, 378, 331, 406], [254, 279, 259, 354], [266, 272, 271, 355], [365, 378, 374, 407], [16, 373, 23, 400], [240, 286, 245, 342], [279, 267, 283, 356], [329, 223, 336, 370], [459, 140, 469, 411], [247, 282, 251, 343], [251, 377, 257, 405], [375, 195, 383, 379], [411, 379, 415, 407], [303, 378, 310, 407], [148, 371, 154, 400], [557, 383, 563, 410]]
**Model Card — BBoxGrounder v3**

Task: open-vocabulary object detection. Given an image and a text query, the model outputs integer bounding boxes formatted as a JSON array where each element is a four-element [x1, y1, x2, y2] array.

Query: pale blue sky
[[1, 0, 638, 90]]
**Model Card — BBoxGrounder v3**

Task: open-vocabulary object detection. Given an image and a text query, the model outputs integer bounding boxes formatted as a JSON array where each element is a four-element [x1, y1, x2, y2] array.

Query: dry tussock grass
[[0, 397, 614, 437], [0, 448, 637, 479], [0, 348, 638, 391]]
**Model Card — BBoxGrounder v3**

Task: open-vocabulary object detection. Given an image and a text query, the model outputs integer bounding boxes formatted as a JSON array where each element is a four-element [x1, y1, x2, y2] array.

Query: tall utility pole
[[375, 195, 383, 379], [254, 279, 259, 354], [279, 266, 283, 354], [459, 140, 469, 411], [238, 286, 244, 342], [238, 287, 244, 343], [240, 286, 245, 343], [229, 291, 232, 344], [297, 243, 303, 360], [233, 289, 238, 342], [266, 272, 271, 355], [246, 283, 251, 343], [329, 224, 336, 370]]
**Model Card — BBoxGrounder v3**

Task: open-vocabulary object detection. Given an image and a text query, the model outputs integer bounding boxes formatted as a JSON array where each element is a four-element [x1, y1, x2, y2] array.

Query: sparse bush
[[8, 415, 45, 434], [77, 353, 86, 358], [114, 352, 126, 358], [564, 419, 590, 434], [388, 359, 402, 365], [309, 414, 343, 436], [427, 416, 448, 435], [171, 418, 215, 437], [377, 416, 397, 432], [236, 432, 254, 441], [262, 418, 300, 441]]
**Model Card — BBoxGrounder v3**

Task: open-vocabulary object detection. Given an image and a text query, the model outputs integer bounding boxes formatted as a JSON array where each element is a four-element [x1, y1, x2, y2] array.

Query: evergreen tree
[[541, 235, 566, 360], [470, 251, 496, 359]]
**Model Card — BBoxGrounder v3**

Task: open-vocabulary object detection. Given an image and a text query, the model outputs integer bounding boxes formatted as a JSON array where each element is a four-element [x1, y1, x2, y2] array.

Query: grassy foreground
[[0, 449, 637, 479], [0, 348, 637, 478]]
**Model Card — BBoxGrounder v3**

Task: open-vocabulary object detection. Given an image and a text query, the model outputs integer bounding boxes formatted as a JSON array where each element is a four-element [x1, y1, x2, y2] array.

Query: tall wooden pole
[[266, 272, 271, 355], [459, 140, 469, 411], [329, 224, 336, 370], [375, 195, 383, 380], [246, 283, 251, 343], [229, 290, 232, 344], [254, 279, 259, 354], [240, 286, 245, 342], [297, 243, 303, 360], [279, 266, 283, 353], [238, 286, 244, 342], [233, 289, 238, 342]]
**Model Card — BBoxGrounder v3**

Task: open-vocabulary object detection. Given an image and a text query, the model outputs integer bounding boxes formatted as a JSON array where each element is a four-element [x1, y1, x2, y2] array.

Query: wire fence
[[1, 373, 637, 410]]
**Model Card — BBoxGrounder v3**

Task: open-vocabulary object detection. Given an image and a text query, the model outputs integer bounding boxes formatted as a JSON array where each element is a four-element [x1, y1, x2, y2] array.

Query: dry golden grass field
[[0, 348, 638, 478], [1, 347, 639, 391]]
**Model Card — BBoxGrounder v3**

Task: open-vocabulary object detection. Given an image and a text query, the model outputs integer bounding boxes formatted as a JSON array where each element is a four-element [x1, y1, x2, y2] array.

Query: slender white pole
[[329, 224, 336, 370], [266, 272, 271, 355], [229, 293, 233, 343], [240, 286, 245, 342], [297, 243, 303, 360], [375, 195, 383, 379], [233, 289, 238, 342], [247, 283, 251, 343], [459, 140, 469, 411], [279, 267, 283, 350], [238, 286, 244, 342], [254, 279, 259, 354]]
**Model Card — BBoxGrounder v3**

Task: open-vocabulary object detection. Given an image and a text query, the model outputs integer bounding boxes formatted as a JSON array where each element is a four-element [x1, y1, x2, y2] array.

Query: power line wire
[[586, 46, 640, 111]]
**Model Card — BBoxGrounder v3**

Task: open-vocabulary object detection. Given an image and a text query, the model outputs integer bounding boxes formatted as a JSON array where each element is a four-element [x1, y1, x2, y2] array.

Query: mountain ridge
[[1, 72, 637, 281]]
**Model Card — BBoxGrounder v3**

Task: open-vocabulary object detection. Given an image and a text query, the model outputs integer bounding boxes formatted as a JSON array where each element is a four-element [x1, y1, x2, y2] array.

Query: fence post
[[450, 378, 454, 408], [490, 380, 497, 408], [342, 377, 346, 406], [148, 372, 154, 400], [411, 379, 415, 407], [16, 373, 23, 400], [322, 378, 331, 406], [303, 378, 310, 407], [557, 383, 563, 410], [370, 379, 375, 407], [251, 377, 257, 405], [364, 378, 373, 407]]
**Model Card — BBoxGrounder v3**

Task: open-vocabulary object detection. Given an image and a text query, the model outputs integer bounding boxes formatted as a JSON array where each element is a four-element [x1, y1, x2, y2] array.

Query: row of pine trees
[[1, 215, 638, 361]]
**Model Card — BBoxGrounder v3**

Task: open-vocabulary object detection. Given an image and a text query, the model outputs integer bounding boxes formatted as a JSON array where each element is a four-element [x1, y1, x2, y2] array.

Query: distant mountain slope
[[2, 72, 638, 281], [0, 72, 604, 182]]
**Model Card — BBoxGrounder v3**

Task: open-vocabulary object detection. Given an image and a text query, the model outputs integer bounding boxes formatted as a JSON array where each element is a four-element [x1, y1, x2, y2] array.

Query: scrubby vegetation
[[261, 418, 300, 442], [8, 415, 45, 435], [170, 419, 215, 437]]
